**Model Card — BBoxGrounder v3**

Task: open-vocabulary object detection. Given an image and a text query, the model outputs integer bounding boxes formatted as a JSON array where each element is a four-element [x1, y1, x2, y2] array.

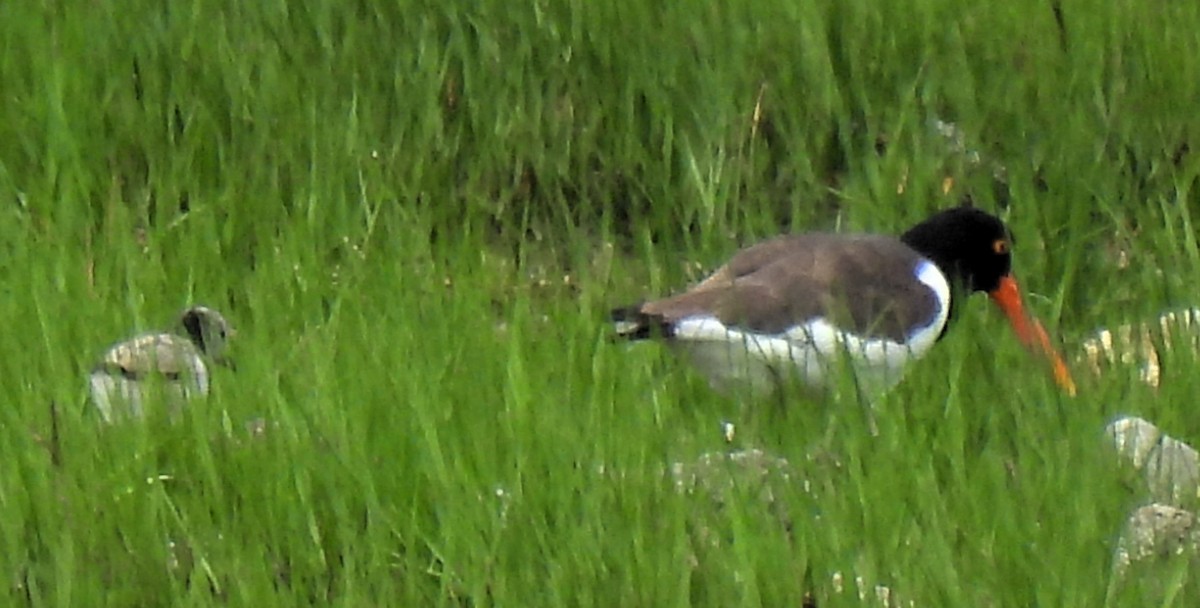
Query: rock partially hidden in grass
[[670, 448, 798, 520], [1107, 418, 1200, 597], [671, 448, 909, 607], [1106, 416, 1200, 506], [669, 448, 797, 567], [1112, 503, 1200, 587], [1081, 308, 1200, 388]]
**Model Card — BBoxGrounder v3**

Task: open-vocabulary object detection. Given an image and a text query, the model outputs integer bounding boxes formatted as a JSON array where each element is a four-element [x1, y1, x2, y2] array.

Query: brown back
[[640, 233, 941, 342]]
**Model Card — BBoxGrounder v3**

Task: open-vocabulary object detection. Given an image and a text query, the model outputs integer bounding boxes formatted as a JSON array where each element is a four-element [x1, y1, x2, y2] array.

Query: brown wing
[[98, 333, 203, 378], [640, 234, 941, 342]]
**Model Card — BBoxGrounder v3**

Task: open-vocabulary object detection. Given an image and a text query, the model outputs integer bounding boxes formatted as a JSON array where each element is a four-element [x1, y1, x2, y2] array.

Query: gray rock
[[1107, 416, 1200, 506], [1113, 503, 1200, 587]]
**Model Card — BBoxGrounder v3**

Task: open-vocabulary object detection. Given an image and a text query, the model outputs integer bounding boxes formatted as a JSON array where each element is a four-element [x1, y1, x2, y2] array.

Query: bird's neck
[[935, 280, 970, 342]]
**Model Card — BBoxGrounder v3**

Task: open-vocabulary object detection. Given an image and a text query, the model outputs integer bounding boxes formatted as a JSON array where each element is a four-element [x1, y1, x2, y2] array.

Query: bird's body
[[612, 207, 1075, 397], [615, 234, 950, 394], [89, 306, 232, 422], [89, 333, 210, 421]]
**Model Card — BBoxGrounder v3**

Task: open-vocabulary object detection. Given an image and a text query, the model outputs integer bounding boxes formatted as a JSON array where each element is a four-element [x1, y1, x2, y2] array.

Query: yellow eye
[[992, 239, 1010, 255]]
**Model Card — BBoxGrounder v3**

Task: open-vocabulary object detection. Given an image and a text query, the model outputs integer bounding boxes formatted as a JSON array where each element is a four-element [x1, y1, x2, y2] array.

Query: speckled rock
[[1113, 503, 1200, 590]]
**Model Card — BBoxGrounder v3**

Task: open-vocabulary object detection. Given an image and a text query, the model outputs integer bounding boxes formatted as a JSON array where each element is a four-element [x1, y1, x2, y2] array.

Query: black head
[[899, 207, 1013, 293], [178, 306, 232, 357], [180, 308, 208, 352]]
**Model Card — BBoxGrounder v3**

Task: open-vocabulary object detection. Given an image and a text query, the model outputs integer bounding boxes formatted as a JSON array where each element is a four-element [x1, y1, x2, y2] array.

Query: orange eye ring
[[992, 239, 1010, 255]]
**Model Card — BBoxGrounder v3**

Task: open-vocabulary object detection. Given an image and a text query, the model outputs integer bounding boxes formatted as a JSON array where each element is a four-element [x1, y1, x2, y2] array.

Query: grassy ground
[[2, 0, 1200, 605]]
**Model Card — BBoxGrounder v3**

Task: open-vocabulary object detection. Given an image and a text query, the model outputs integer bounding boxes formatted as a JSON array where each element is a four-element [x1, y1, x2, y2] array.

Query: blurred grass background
[[1, 0, 1199, 604]]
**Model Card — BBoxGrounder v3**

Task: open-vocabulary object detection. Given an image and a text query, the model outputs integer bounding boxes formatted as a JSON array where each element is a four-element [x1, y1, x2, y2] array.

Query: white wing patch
[[669, 259, 951, 395]]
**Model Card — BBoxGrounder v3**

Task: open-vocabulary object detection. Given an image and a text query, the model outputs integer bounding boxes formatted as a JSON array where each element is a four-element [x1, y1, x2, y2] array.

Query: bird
[[88, 306, 234, 422], [611, 206, 1076, 398]]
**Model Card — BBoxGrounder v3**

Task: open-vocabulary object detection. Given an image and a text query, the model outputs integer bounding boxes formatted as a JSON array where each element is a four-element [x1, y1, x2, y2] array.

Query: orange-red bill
[[988, 275, 1077, 396]]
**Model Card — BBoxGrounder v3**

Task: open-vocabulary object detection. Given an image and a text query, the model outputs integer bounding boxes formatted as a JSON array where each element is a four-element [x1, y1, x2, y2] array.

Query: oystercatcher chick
[[89, 306, 234, 422]]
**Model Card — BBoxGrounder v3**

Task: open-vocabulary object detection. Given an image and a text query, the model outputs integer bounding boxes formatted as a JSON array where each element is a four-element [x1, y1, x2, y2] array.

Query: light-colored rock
[[1113, 503, 1200, 582], [1107, 416, 1200, 506]]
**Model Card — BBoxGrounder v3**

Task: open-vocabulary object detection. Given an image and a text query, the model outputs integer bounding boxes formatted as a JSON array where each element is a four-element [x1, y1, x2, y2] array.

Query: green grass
[[2, 0, 1200, 605]]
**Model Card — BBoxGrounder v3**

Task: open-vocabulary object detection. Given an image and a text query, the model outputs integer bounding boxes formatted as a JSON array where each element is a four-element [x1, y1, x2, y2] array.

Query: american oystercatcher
[[89, 306, 234, 422], [611, 207, 1076, 397]]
